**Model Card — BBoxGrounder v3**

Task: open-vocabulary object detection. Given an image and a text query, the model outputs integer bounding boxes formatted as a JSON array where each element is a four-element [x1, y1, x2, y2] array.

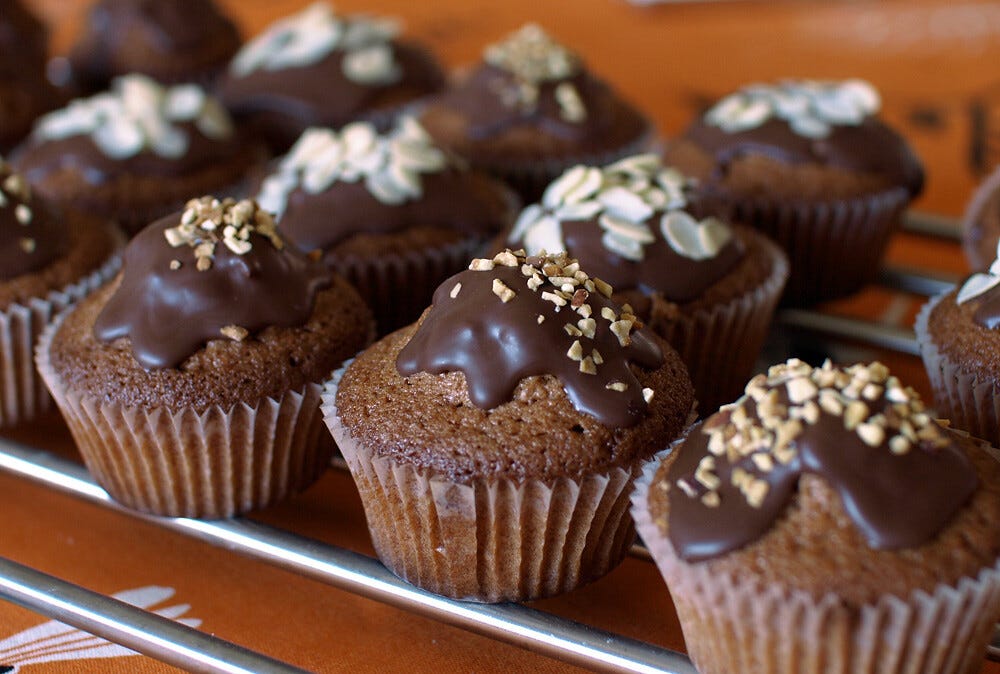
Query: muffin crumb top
[[665, 359, 977, 561], [397, 248, 666, 428]]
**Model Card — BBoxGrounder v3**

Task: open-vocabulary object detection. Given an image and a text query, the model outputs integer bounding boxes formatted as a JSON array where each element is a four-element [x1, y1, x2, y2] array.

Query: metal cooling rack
[[0, 212, 988, 674]]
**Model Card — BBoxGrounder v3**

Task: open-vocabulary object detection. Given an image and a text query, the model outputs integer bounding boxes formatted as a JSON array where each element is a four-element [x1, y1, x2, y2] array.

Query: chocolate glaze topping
[[666, 359, 977, 562], [509, 157, 743, 302], [14, 76, 240, 186], [686, 117, 924, 196], [0, 161, 66, 280], [68, 0, 240, 89], [397, 249, 664, 428], [94, 197, 330, 369]]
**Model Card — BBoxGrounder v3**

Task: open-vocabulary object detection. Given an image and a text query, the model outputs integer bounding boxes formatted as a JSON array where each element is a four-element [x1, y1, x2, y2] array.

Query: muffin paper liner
[[631, 442, 1000, 674], [321, 362, 645, 602], [699, 185, 911, 306], [654, 234, 789, 414], [0, 249, 121, 428], [332, 237, 486, 337], [915, 293, 1000, 447], [35, 314, 332, 519]]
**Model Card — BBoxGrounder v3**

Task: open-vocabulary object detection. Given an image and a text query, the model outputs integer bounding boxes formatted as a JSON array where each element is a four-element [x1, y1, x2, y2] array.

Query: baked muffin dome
[[67, 0, 241, 91], [13, 74, 258, 236], [216, 2, 445, 152], [419, 24, 651, 201], [664, 79, 923, 305], [257, 117, 516, 333], [506, 154, 787, 412]]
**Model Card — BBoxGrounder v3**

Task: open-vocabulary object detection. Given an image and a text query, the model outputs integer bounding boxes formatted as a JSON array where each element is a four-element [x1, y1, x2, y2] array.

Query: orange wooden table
[[4, 1, 1000, 672]]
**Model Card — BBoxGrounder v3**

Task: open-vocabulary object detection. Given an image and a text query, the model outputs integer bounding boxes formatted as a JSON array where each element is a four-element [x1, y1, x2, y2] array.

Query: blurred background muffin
[[665, 79, 924, 306], [216, 2, 445, 152]]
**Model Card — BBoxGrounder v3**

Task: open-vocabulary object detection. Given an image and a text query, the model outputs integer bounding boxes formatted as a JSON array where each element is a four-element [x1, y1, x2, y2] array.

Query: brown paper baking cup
[[321, 364, 638, 602], [700, 186, 910, 306], [655, 235, 789, 413], [0, 251, 121, 428], [36, 315, 332, 519], [915, 293, 1000, 447], [631, 446, 1000, 674], [331, 236, 484, 336]]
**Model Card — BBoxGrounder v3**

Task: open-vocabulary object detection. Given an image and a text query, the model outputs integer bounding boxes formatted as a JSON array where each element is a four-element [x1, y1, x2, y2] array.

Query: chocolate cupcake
[[418, 24, 653, 202], [506, 155, 788, 413], [66, 0, 241, 92], [13, 74, 258, 236], [324, 249, 695, 602], [664, 79, 923, 305], [0, 159, 120, 427], [216, 2, 445, 152], [962, 164, 1000, 271], [37, 196, 373, 518], [915, 251, 1000, 448], [0, 0, 61, 152], [257, 117, 516, 333], [632, 359, 1000, 674]]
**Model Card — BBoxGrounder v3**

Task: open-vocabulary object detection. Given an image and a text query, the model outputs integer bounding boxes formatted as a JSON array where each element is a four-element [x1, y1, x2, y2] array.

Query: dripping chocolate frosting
[[94, 196, 330, 369], [0, 162, 66, 280], [665, 360, 977, 562], [396, 249, 664, 428]]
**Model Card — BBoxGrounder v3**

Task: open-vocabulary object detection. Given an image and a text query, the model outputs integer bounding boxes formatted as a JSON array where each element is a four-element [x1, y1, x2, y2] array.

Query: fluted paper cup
[[322, 362, 640, 602], [36, 314, 332, 519], [0, 248, 121, 428], [696, 185, 910, 306], [631, 444, 1000, 674], [915, 292, 1000, 447]]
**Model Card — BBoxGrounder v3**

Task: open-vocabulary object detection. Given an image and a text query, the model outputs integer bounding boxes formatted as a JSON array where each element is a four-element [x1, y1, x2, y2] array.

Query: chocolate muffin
[[632, 359, 1000, 674], [66, 0, 241, 92], [37, 196, 373, 518], [664, 79, 923, 305], [13, 74, 258, 236], [916, 259, 1000, 448], [257, 117, 517, 333], [0, 159, 120, 427], [324, 249, 694, 601], [505, 154, 788, 413], [419, 24, 652, 202], [0, 0, 61, 152], [216, 2, 445, 152], [962, 164, 1000, 271]]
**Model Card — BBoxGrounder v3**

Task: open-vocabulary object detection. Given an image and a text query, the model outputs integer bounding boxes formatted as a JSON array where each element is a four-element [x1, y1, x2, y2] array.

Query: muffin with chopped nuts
[[12, 74, 260, 236], [631, 359, 1000, 674], [0, 159, 120, 427], [664, 79, 923, 305], [37, 196, 372, 518], [418, 24, 652, 202], [65, 0, 241, 93], [256, 117, 517, 334], [216, 2, 445, 152], [916, 249, 1000, 448], [323, 249, 694, 601], [0, 0, 61, 152], [505, 154, 788, 413]]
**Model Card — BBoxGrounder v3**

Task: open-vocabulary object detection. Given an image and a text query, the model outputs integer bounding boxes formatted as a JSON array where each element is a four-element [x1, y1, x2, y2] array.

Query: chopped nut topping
[[163, 197, 284, 272], [606, 381, 627, 392], [610, 320, 633, 347], [450, 282, 462, 298], [564, 323, 583, 337], [19, 237, 35, 253], [220, 325, 249, 341], [469, 258, 495, 271], [579, 356, 597, 375], [169, 259, 182, 270], [566, 340, 584, 361], [492, 278, 516, 303], [642, 387, 654, 403], [14, 204, 31, 225]]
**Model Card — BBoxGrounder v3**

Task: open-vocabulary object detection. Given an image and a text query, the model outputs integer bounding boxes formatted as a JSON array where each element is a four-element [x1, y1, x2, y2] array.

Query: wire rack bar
[[0, 557, 309, 674], [0, 440, 698, 674]]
